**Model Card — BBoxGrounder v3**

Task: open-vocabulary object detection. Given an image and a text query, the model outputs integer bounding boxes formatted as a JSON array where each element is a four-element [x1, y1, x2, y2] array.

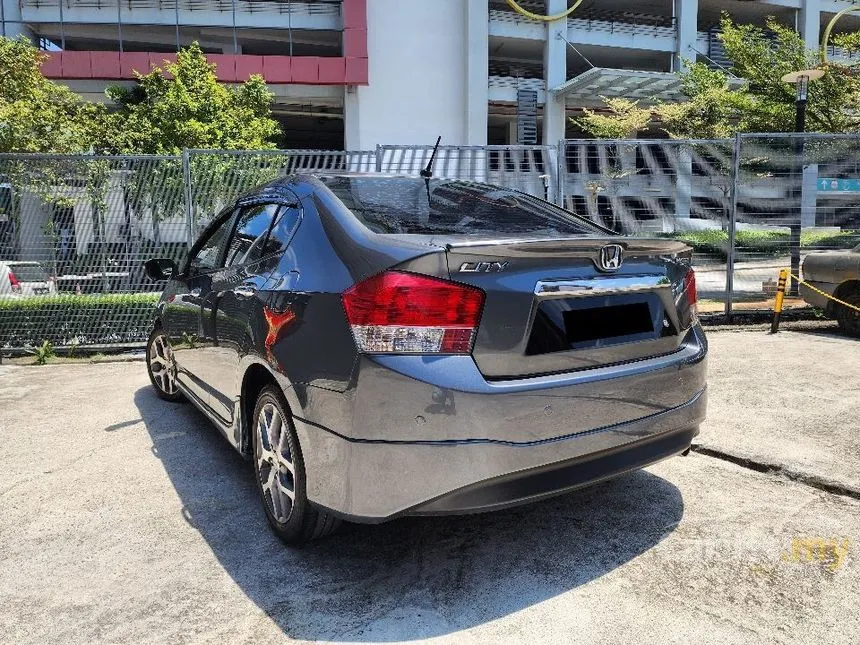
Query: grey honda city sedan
[[144, 174, 707, 544]]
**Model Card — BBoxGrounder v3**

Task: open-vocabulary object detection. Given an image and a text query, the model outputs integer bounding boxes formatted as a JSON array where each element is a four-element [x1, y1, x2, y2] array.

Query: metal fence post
[[555, 140, 566, 206], [725, 133, 742, 322], [375, 145, 383, 173], [181, 148, 194, 247]]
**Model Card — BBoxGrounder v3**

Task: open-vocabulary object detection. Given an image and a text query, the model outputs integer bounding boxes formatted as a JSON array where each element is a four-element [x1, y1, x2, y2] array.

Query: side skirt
[[175, 380, 246, 456]]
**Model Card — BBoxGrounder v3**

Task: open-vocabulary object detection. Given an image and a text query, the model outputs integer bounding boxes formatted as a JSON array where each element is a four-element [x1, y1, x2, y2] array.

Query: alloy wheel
[[148, 332, 178, 396], [256, 402, 296, 524], [837, 291, 860, 337]]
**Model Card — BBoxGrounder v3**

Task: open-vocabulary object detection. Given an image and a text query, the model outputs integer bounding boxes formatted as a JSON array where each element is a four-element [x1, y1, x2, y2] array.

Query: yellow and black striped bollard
[[770, 268, 789, 334]]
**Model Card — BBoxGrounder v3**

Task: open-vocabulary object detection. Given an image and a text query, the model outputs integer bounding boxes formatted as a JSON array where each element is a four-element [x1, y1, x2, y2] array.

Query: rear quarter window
[[7, 264, 48, 281]]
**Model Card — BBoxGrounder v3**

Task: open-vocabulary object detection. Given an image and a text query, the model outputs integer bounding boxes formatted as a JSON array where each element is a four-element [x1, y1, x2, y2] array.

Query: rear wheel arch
[[832, 280, 860, 336], [828, 280, 860, 316], [240, 363, 287, 456], [834, 279, 860, 300]]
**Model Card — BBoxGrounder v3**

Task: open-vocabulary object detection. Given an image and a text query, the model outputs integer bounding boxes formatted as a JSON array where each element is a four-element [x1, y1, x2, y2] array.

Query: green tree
[[575, 15, 860, 138], [106, 42, 280, 154], [576, 97, 652, 139], [0, 36, 109, 153]]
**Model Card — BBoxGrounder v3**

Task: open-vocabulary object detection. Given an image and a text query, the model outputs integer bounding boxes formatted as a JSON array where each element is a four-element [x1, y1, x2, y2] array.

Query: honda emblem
[[596, 244, 624, 272]]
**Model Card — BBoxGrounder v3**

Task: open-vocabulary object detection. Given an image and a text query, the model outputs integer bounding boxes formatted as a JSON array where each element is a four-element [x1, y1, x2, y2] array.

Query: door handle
[[233, 286, 257, 298], [189, 287, 201, 297]]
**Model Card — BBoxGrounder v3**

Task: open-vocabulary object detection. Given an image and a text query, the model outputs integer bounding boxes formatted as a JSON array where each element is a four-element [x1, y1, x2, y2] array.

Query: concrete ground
[[0, 329, 858, 645], [700, 328, 860, 495]]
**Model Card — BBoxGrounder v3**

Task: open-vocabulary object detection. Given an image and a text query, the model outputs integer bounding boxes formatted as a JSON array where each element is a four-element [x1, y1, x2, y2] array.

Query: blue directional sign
[[818, 177, 860, 192]]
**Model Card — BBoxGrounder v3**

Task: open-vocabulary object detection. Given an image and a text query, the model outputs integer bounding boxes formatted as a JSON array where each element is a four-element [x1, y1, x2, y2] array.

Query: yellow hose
[[505, 0, 584, 23], [820, 6, 860, 64]]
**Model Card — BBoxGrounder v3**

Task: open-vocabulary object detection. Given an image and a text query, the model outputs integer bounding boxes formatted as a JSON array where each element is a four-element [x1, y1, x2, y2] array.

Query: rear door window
[[190, 209, 238, 272], [224, 203, 281, 269]]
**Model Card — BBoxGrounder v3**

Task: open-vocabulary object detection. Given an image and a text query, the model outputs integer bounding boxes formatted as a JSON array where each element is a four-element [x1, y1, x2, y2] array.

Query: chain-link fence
[[377, 145, 557, 202], [559, 139, 737, 311], [186, 149, 377, 234], [729, 133, 860, 314], [0, 154, 187, 348], [2, 136, 859, 351]]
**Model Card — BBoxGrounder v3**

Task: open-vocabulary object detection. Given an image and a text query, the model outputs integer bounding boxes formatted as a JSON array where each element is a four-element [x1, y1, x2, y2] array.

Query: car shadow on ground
[[785, 322, 856, 341], [134, 386, 684, 642]]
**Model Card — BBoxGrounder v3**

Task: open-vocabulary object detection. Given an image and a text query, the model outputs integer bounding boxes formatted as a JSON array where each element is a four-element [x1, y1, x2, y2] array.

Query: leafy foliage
[[576, 98, 652, 139], [102, 43, 286, 234], [660, 229, 860, 259], [0, 37, 109, 153], [30, 339, 55, 365], [0, 293, 160, 348], [105, 42, 279, 154], [576, 15, 860, 138]]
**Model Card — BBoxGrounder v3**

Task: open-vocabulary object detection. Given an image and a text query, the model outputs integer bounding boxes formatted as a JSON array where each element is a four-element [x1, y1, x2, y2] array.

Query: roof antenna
[[420, 136, 441, 205], [421, 136, 442, 178]]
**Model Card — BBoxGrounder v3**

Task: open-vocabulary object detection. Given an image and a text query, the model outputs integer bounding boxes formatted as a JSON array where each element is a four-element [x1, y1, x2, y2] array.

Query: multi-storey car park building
[[2, 0, 860, 149]]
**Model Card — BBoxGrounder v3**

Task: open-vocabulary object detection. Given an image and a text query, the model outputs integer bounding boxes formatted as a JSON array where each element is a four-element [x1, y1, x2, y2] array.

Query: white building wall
[[1, 0, 30, 39], [344, 0, 469, 149]]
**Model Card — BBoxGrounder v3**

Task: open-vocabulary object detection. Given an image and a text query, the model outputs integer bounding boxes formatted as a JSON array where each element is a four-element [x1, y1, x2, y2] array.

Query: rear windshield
[[319, 176, 606, 237], [7, 263, 48, 281]]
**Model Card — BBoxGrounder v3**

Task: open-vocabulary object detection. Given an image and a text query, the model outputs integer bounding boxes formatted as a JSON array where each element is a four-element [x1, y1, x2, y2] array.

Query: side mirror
[[144, 258, 177, 281]]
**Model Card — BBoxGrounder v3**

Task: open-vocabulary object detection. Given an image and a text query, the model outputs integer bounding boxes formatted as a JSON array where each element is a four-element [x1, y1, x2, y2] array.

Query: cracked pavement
[[1, 328, 859, 644]]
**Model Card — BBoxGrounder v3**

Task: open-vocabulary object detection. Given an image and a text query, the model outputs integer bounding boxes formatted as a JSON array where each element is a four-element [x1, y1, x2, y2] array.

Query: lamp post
[[780, 69, 823, 295]]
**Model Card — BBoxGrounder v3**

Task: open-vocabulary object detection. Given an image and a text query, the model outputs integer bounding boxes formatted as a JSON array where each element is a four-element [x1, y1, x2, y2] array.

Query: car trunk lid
[[444, 237, 696, 379]]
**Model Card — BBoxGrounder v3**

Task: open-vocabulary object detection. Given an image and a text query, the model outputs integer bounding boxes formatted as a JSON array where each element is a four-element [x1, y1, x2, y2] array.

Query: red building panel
[[345, 57, 369, 85], [90, 51, 121, 79], [61, 51, 92, 78], [41, 52, 368, 86], [343, 28, 368, 58], [291, 57, 320, 84], [206, 54, 237, 82], [262, 56, 292, 83], [149, 53, 176, 79], [120, 52, 152, 78], [343, 0, 367, 29], [318, 57, 346, 84], [235, 55, 264, 81], [40, 52, 64, 78]]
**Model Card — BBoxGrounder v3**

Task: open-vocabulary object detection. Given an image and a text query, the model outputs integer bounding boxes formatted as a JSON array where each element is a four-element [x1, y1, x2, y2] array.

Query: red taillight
[[8, 270, 21, 294], [342, 271, 485, 354], [684, 268, 697, 315]]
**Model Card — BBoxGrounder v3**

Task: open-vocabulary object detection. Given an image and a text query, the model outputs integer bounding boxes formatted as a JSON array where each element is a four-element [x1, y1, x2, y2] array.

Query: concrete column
[[507, 119, 518, 145], [344, 87, 362, 150], [801, 164, 819, 228], [543, 0, 567, 146], [465, 0, 489, 146], [675, 0, 698, 71], [799, 0, 821, 51], [675, 147, 693, 225]]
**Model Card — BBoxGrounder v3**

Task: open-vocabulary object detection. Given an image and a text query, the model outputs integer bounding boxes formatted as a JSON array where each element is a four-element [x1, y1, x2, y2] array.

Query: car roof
[[244, 172, 430, 202]]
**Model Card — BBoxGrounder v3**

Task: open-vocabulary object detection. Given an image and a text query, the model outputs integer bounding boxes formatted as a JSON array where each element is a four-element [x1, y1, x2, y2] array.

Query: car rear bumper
[[293, 326, 708, 522]]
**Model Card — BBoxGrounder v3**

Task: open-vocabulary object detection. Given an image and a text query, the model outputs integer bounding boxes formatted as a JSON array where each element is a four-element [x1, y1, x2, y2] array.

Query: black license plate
[[564, 302, 655, 344]]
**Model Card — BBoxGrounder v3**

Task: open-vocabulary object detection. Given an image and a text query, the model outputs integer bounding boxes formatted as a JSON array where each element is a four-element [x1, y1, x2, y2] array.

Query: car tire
[[251, 385, 340, 545], [146, 326, 185, 402], [835, 288, 860, 338]]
